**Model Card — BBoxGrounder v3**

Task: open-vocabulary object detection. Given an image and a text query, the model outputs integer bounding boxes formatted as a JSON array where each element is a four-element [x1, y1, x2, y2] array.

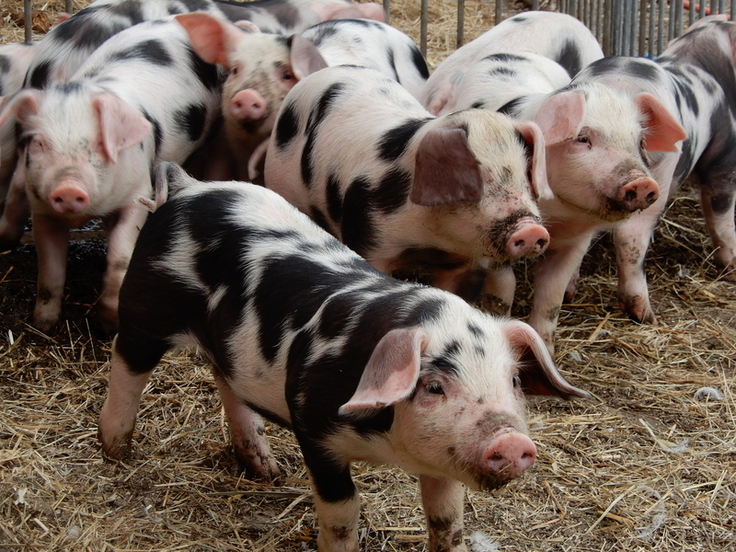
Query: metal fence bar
[[19, 1, 735, 59]]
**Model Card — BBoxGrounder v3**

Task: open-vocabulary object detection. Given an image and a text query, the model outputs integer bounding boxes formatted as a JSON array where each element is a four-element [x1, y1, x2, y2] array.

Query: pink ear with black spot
[[339, 327, 428, 414]]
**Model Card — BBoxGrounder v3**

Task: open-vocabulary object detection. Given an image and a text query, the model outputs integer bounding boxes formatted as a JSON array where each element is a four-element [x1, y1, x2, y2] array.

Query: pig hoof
[[478, 294, 510, 316], [98, 428, 133, 461], [233, 449, 282, 483], [620, 295, 657, 325]]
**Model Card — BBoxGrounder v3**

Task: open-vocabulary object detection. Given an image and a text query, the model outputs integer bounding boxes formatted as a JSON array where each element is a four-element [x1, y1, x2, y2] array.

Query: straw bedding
[[1, 2, 734, 551]]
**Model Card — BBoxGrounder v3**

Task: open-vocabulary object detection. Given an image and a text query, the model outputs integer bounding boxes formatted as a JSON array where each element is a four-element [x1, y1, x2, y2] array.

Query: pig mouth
[[555, 191, 633, 223]]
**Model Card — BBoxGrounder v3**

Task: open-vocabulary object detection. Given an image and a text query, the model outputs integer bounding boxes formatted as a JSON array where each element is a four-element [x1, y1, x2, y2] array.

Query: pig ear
[[0, 89, 42, 129], [636, 93, 686, 153], [93, 93, 152, 164], [339, 327, 428, 415], [502, 320, 590, 400], [411, 127, 483, 206], [176, 12, 240, 66], [534, 90, 586, 146], [234, 20, 261, 33], [288, 35, 328, 80], [515, 121, 553, 201]]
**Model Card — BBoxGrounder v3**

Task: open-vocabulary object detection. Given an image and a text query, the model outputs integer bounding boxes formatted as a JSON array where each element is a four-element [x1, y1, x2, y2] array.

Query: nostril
[[624, 189, 637, 202]]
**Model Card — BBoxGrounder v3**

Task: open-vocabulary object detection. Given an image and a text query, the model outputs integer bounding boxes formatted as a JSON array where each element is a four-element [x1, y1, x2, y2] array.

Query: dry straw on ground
[[1, 1, 734, 551]]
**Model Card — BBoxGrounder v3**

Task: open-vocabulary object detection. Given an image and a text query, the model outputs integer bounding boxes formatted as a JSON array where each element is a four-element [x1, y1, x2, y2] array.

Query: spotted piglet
[[176, 13, 427, 181], [264, 65, 552, 313], [0, 18, 222, 332], [98, 162, 588, 552]]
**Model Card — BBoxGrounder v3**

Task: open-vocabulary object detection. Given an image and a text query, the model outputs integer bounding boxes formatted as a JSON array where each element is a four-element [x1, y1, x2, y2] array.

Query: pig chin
[[555, 192, 634, 223]]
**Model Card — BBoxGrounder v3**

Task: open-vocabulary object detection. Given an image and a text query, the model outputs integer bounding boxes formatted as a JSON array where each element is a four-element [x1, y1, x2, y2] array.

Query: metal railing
[[381, 0, 734, 58], [21, 0, 735, 57]]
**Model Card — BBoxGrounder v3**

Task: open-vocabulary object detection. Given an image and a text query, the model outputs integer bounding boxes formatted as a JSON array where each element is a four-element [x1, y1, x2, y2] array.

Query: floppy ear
[[288, 35, 328, 80], [501, 320, 590, 399], [515, 121, 553, 201], [339, 327, 428, 414], [176, 12, 245, 67], [92, 92, 152, 163], [533, 90, 586, 146], [636, 93, 686, 153], [0, 89, 43, 129], [411, 127, 483, 206]]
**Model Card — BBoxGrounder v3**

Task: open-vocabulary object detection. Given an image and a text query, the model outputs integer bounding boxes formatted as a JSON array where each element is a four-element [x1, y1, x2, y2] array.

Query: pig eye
[[576, 135, 590, 145], [282, 71, 294, 81], [229, 66, 239, 77], [425, 381, 445, 395]]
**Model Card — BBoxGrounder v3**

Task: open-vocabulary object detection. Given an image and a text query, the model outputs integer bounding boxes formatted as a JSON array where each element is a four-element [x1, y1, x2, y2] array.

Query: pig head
[[177, 12, 328, 180]]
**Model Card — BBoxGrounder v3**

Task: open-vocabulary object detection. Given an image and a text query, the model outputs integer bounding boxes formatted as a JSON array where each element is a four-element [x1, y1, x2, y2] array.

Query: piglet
[[98, 161, 588, 552], [264, 64, 552, 311], [176, 13, 427, 180], [0, 19, 222, 332], [421, 10, 605, 116]]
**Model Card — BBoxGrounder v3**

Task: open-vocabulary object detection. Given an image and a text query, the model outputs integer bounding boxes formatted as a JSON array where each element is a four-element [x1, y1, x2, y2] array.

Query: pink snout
[[614, 177, 659, 212], [230, 89, 267, 122], [49, 184, 89, 215], [483, 430, 537, 479], [507, 223, 550, 258]]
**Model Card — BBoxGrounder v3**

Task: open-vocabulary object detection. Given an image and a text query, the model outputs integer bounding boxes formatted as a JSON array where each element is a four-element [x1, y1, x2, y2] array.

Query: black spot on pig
[[342, 176, 378, 257], [554, 39, 583, 77], [111, 39, 174, 66], [188, 47, 223, 91], [275, 102, 300, 150], [326, 173, 343, 223], [27, 60, 52, 89], [143, 110, 163, 157], [377, 118, 428, 161], [106, 0, 145, 23], [412, 47, 430, 79], [301, 83, 346, 185], [375, 167, 411, 213], [498, 97, 524, 116], [179, 0, 213, 13], [174, 103, 208, 143]]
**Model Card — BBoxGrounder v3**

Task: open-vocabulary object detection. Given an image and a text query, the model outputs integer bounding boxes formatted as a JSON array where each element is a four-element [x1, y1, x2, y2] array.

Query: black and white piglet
[[264, 64, 552, 313], [98, 162, 588, 552]]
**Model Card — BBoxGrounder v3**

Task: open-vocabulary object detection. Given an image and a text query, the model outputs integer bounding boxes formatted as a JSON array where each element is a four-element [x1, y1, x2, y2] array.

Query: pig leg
[[99, 202, 150, 330], [420, 475, 468, 552], [98, 334, 156, 459], [212, 375, 281, 481], [528, 231, 597, 353], [612, 205, 665, 324], [32, 213, 70, 332], [299, 444, 360, 551], [700, 181, 736, 280], [0, 158, 30, 251], [479, 264, 516, 316]]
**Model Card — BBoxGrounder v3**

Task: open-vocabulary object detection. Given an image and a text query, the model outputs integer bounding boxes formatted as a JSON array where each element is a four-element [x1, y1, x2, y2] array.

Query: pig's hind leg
[[700, 178, 736, 280], [213, 375, 281, 481]]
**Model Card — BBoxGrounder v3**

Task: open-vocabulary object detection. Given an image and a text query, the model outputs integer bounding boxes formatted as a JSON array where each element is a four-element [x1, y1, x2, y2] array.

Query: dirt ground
[[1, 1, 734, 552]]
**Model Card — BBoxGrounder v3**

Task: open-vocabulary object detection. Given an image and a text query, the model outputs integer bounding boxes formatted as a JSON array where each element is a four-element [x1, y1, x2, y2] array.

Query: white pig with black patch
[[418, 13, 687, 352], [98, 161, 589, 552], [176, 13, 428, 180], [0, 19, 222, 332], [569, 18, 736, 327], [421, 10, 605, 116], [263, 64, 553, 311]]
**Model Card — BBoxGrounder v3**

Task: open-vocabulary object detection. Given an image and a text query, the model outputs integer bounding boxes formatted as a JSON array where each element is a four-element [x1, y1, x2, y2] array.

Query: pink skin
[[483, 428, 537, 478], [48, 180, 90, 215], [507, 221, 550, 258], [229, 89, 266, 122]]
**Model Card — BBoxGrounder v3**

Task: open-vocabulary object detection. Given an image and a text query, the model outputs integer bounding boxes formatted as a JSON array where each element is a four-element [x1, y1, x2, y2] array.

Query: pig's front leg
[[32, 212, 70, 332], [528, 231, 596, 354], [478, 264, 516, 316], [213, 375, 281, 481], [308, 465, 361, 552], [701, 181, 736, 280], [420, 474, 468, 552], [0, 157, 30, 251], [100, 202, 150, 330]]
